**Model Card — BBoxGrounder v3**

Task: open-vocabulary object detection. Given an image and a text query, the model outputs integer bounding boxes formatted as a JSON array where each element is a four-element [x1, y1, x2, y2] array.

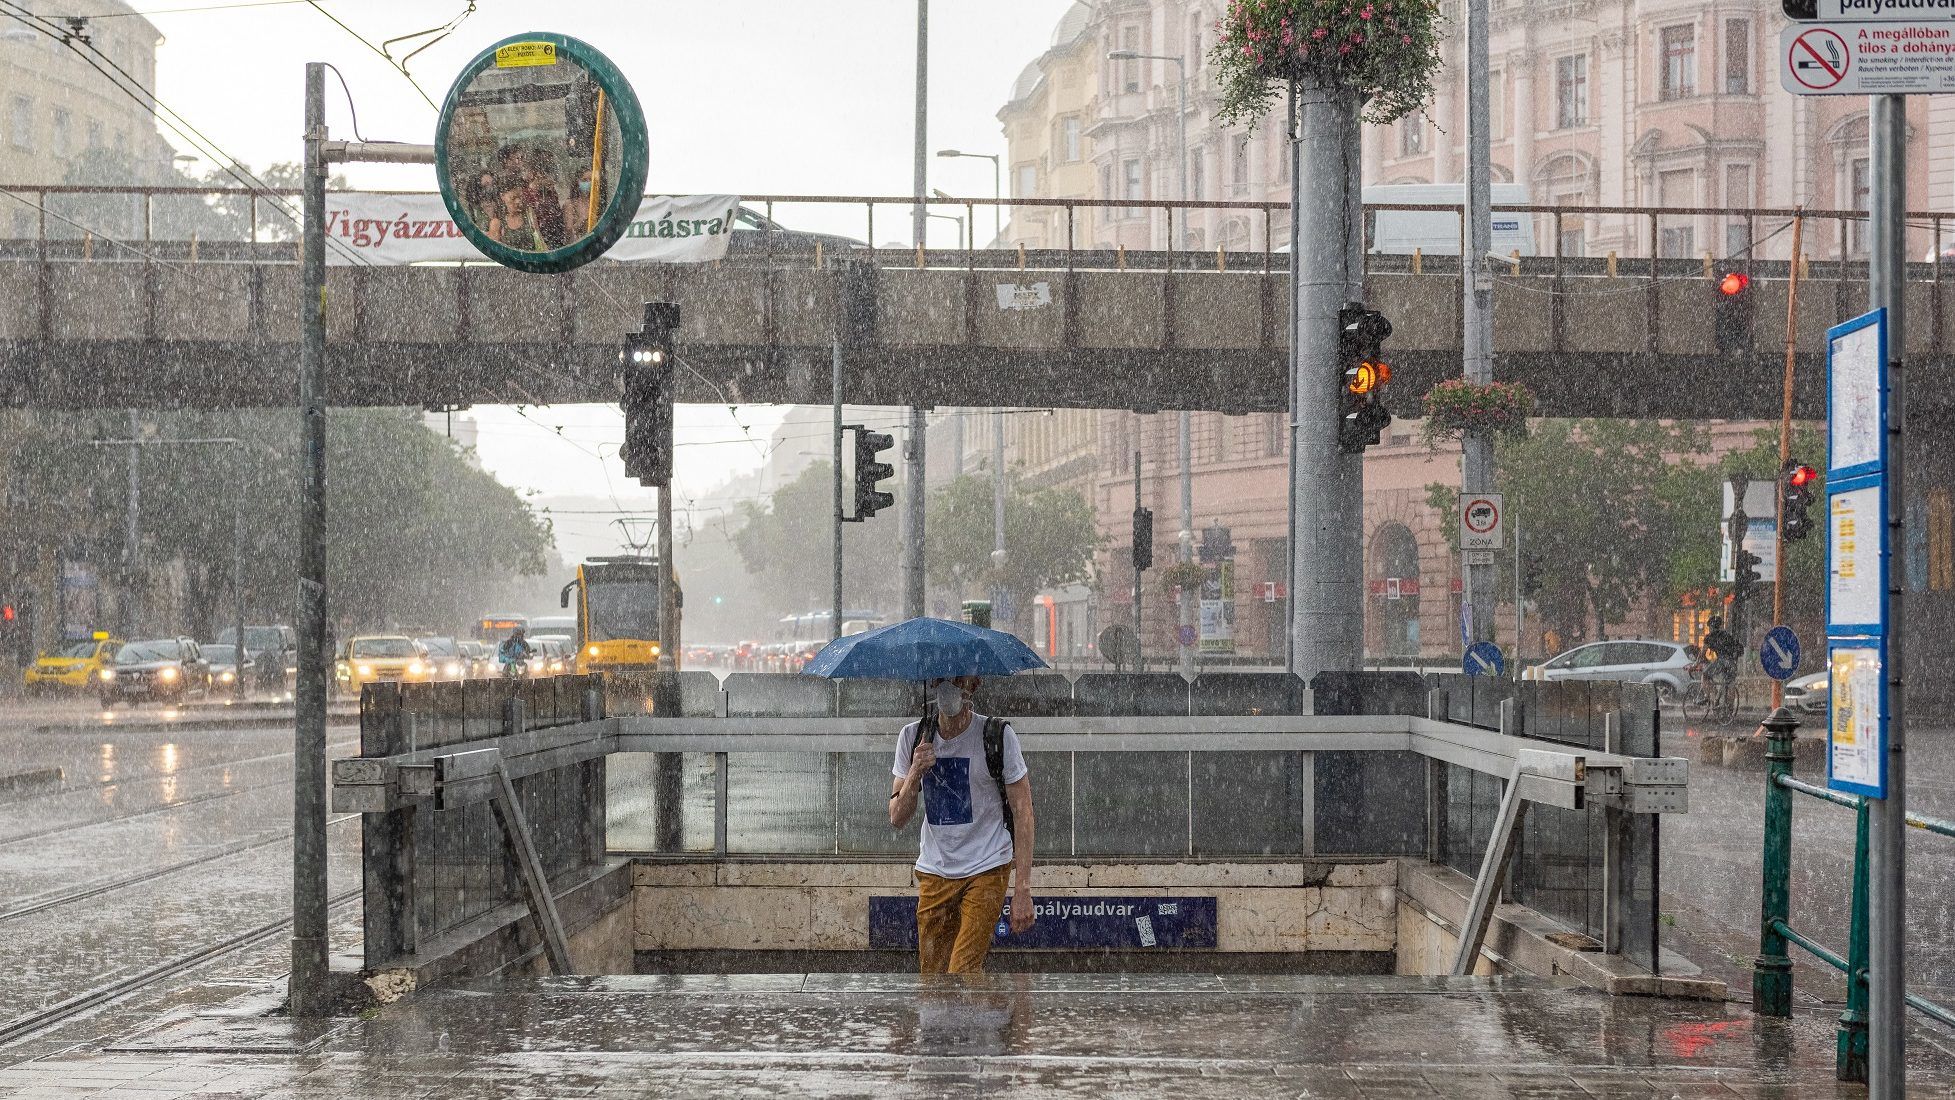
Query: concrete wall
[[633, 859, 1397, 956]]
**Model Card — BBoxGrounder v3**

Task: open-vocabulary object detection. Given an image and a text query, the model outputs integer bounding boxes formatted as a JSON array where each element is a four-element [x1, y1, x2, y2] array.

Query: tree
[[727, 462, 902, 621], [1665, 424, 1828, 639], [1428, 419, 1707, 647], [924, 473, 1099, 627]]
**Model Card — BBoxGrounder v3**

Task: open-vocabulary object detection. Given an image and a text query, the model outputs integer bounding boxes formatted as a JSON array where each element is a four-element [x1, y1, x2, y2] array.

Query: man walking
[[890, 675, 1035, 973]]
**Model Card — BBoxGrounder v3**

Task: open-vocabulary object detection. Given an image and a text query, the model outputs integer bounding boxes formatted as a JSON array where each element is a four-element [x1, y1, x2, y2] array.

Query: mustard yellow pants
[[915, 864, 1010, 974]]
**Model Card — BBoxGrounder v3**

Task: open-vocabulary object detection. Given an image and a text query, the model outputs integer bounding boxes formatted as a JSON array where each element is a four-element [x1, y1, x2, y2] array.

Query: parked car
[[728, 205, 866, 257], [415, 636, 470, 681], [458, 640, 496, 678], [1783, 671, 1829, 715], [100, 637, 212, 704], [24, 634, 120, 693], [1522, 639, 1696, 702]]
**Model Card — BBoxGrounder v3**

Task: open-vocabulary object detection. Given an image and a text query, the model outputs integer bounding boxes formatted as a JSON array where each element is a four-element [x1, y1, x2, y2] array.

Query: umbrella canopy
[[801, 616, 1049, 681]]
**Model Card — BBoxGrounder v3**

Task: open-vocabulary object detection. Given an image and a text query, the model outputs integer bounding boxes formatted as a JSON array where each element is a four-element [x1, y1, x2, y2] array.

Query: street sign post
[[1780, 21, 1955, 95], [1760, 625, 1804, 681], [1463, 640, 1504, 678]]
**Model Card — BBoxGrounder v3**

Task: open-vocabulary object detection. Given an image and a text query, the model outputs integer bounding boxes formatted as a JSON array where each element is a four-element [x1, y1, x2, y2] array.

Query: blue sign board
[[868, 895, 1218, 951], [1759, 625, 1803, 681], [1463, 641, 1505, 679], [1825, 309, 1889, 798]]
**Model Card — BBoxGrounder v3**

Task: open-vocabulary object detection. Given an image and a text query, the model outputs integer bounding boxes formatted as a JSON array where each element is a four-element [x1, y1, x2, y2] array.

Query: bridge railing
[[5, 184, 1952, 276]]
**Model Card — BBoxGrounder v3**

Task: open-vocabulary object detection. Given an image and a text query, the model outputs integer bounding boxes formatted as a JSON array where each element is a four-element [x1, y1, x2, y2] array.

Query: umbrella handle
[[920, 702, 939, 745]]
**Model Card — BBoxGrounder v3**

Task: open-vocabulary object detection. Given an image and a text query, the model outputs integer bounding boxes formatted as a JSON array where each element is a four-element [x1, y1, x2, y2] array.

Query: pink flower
[[1339, 42, 1352, 53], [1401, 33, 1412, 43], [1312, 26, 1328, 38], [1359, 6, 1374, 18]]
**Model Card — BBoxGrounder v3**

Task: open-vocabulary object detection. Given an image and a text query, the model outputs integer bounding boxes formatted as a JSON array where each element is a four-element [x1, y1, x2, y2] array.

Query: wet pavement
[[2, 974, 1954, 1096]]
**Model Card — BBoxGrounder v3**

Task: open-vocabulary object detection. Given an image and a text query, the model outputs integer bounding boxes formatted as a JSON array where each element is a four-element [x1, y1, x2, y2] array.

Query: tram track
[[0, 887, 363, 1049], [0, 813, 359, 925]]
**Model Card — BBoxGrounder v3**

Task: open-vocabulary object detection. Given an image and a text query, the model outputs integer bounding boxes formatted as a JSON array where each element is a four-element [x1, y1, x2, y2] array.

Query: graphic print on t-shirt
[[922, 756, 973, 826]]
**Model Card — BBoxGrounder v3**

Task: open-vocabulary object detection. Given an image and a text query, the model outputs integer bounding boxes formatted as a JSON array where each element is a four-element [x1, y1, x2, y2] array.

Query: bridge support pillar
[[1287, 81, 1365, 678]]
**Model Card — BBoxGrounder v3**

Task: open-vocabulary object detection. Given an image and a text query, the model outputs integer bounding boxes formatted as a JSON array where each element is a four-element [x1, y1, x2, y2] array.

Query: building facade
[[0, 2, 174, 204]]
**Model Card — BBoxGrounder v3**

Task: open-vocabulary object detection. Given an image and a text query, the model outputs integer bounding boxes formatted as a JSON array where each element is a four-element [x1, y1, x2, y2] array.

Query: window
[[1121, 26, 1141, 92], [1555, 55, 1588, 128], [1016, 164, 1037, 199], [50, 108, 69, 157], [1265, 412, 1286, 457], [1123, 157, 1143, 217], [1724, 164, 1753, 256], [1657, 168, 1695, 257], [1724, 19, 1751, 94], [1100, 163, 1113, 199], [1189, 145, 1205, 201], [86, 118, 102, 149], [9, 96, 30, 150], [1232, 135, 1250, 192], [1189, 13, 1204, 69], [1399, 118, 1425, 156], [1062, 116, 1081, 163], [1660, 25, 1696, 100], [1490, 70, 1506, 140]]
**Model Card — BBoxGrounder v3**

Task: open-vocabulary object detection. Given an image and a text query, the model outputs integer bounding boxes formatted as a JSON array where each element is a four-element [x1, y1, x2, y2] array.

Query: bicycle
[[1682, 662, 1739, 724]]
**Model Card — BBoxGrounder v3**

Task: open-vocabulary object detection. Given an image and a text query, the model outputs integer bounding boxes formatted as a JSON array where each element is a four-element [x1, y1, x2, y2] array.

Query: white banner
[[324, 192, 742, 266]]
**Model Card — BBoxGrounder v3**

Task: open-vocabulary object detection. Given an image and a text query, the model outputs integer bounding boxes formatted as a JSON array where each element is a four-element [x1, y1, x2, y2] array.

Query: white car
[[1783, 671, 1829, 714], [1523, 639, 1697, 702]]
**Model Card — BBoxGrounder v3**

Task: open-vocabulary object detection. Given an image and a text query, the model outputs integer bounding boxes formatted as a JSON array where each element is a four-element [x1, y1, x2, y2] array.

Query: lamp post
[[924, 211, 967, 250], [1109, 47, 1196, 679], [935, 148, 1001, 244]]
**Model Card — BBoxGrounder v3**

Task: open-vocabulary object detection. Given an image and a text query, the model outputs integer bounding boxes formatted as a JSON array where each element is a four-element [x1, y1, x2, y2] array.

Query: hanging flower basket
[[1421, 380, 1537, 445], [1160, 561, 1210, 596], [1210, 0, 1446, 127]]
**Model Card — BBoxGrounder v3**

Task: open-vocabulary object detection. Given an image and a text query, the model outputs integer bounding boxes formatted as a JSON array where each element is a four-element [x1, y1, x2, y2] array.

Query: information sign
[[1785, 0, 1955, 23], [1460, 492, 1504, 551], [1760, 625, 1804, 681], [1829, 644, 1886, 796], [1828, 310, 1886, 478], [868, 895, 1218, 950], [1780, 22, 1955, 95], [435, 33, 649, 274]]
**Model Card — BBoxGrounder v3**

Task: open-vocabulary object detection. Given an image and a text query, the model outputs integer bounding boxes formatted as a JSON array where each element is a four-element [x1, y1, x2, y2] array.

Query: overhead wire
[[301, 0, 438, 112], [26, 0, 311, 17]]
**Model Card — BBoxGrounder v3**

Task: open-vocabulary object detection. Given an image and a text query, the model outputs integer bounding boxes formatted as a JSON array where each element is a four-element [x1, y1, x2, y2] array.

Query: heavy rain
[[0, 1, 1950, 1096]]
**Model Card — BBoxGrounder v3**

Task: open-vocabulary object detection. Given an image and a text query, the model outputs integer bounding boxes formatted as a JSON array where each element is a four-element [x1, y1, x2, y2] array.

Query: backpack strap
[[984, 715, 1014, 836]]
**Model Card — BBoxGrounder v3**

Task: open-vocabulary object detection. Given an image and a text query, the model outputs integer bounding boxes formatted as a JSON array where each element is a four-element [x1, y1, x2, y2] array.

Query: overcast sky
[[136, 0, 1073, 554]]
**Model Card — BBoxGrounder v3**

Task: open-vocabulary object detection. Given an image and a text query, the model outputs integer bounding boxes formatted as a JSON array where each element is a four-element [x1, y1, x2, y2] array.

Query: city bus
[[476, 613, 527, 642], [559, 557, 662, 676]]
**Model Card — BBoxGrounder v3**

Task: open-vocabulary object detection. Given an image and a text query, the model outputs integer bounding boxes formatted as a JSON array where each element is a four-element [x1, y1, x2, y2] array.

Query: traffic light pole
[[1772, 214, 1805, 711], [1287, 79, 1366, 677], [1867, 92, 1908, 1100], [832, 341, 844, 643]]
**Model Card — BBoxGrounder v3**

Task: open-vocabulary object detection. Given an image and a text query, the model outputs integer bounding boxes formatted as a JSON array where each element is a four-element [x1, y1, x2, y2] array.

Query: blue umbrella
[[801, 616, 1049, 681]]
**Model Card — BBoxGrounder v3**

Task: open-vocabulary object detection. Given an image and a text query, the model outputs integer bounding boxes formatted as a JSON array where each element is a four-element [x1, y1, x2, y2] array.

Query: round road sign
[[1177, 625, 1197, 647], [1463, 640, 1505, 679], [1786, 28, 1849, 92], [436, 33, 649, 274], [1760, 625, 1803, 681], [1463, 496, 1500, 536]]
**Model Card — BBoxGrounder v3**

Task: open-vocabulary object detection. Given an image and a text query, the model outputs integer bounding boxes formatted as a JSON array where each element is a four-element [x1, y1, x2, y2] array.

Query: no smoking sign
[[1460, 492, 1504, 552], [1787, 27, 1849, 91]]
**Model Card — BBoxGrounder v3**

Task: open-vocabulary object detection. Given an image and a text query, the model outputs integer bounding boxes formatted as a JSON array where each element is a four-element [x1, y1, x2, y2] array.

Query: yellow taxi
[[24, 633, 121, 694], [334, 635, 429, 695]]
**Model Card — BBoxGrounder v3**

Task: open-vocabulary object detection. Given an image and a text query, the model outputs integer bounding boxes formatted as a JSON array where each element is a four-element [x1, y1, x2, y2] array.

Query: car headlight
[[408, 661, 426, 676], [587, 645, 600, 657], [158, 666, 179, 682], [357, 663, 374, 677], [445, 661, 463, 677], [219, 670, 235, 683], [100, 669, 116, 681]]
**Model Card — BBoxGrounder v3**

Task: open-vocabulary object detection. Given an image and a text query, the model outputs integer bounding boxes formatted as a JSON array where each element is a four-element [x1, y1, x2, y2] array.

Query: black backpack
[[920, 706, 1014, 836]]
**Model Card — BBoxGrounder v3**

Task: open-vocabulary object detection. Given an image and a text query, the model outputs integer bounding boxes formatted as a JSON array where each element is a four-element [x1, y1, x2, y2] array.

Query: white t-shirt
[[892, 711, 1028, 879]]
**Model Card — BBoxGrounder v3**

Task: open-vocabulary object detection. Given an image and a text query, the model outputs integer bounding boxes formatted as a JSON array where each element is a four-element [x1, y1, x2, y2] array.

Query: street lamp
[[926, 192, 968, 250], [936, 148, 1001, 244], [1109, 47, 1196, 679]]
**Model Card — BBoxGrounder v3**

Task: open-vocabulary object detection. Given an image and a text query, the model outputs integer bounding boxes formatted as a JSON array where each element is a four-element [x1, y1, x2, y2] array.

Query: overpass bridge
[[5, 189, 1954, 420]]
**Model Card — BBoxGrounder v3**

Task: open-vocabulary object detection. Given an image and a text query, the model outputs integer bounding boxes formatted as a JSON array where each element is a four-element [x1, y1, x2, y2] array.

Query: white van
[[1362, 183, 1535, 257]]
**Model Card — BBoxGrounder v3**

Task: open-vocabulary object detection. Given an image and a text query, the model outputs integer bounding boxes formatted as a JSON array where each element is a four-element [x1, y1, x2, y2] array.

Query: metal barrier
[[1752, 710, 1955, 1082], [331, 671, 1684, 981]]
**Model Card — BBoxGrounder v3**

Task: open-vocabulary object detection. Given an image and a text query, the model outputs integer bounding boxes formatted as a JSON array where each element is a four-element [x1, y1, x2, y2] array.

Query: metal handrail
[[1778, 774, 1955, 838]]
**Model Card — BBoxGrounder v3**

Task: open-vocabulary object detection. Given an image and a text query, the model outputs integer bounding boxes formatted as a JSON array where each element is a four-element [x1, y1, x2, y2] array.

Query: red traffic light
[[0, 605, 13, 622], [1788, 463, 1818, 489], [1718, 271, 1750, 296]]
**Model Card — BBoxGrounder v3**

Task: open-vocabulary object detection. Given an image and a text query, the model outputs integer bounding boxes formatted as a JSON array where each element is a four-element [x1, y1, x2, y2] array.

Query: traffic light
[[851, 427, 895, 519], [1714, 271, 1753, 353], [1132, 507, 1155, 571], [1733, 545, 1763, 606], [1337, 304, 1393, 454], [620, 302, 679, 486], [1780, 460, 1818, 542]]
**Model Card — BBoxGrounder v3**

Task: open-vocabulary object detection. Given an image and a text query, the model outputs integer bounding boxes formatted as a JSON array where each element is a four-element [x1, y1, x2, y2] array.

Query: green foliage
[[923, 473, 1099, 613], [727, 462, 902, 618], [1421, 380, 1537, 446], [1210, 0, 1447, 128]]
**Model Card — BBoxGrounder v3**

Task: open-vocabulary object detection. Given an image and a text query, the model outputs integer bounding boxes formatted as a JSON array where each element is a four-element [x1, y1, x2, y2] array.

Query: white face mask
[[933, 681, 966, 717]]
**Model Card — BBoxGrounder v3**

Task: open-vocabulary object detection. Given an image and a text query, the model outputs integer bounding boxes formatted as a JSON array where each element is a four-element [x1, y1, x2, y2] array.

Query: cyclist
[[1702, 616, 1743, 686], [496, 626, 534, 676]]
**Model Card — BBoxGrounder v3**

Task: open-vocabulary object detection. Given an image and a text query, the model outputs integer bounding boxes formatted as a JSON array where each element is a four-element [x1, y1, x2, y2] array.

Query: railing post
[[1753, 705, 1798, 1016], [1839, 798, 1872, 1082]]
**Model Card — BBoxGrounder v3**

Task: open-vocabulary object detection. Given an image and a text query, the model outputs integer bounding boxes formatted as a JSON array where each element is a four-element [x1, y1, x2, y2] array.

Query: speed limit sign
[[1460, 492, 1504, 551]]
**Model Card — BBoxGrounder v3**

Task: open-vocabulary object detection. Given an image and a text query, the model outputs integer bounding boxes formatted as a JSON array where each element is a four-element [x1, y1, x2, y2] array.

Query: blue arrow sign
[[1760, 625, 1802, 681], [1464, 641, 1505, 678]]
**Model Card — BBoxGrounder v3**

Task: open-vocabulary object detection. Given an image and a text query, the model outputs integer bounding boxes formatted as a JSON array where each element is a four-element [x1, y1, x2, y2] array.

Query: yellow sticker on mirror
[[494, 42, 557, 67]]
